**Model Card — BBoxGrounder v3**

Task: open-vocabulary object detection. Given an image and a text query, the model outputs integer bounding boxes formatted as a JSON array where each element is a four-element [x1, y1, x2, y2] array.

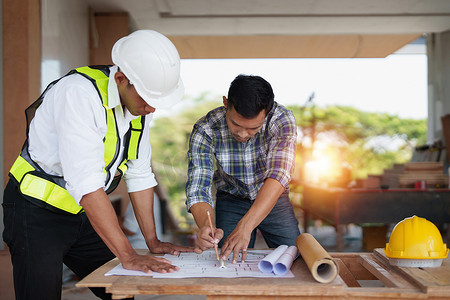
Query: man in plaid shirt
[[186, 74, 300, 264]]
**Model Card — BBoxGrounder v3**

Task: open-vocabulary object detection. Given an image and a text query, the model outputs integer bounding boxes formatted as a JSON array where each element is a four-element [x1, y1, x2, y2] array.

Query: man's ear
[[223, 96, 228, 108], [114, 71, 127, 85]]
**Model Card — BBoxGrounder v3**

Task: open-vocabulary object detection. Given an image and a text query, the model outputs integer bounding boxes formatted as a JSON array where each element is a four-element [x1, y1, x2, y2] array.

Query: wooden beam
[[169, 34, 421, 59], [89, 12, 130, 65]]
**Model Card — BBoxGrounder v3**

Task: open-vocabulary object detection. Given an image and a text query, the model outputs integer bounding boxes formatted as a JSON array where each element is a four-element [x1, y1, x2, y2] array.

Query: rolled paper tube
[[296, 233, 339, 283], [258, 245, 288, 273], [274, 246, 299, 275]]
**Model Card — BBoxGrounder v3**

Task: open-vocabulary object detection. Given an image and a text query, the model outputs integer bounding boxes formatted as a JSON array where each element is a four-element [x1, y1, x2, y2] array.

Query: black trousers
[[2, 179, 116, 300]]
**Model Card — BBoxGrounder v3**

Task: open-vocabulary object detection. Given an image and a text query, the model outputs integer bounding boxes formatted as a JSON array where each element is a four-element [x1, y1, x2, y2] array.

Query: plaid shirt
[[185, 102, 297, 211]]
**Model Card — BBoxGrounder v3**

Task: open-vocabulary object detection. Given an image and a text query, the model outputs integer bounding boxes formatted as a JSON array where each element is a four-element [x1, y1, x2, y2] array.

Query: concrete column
[[2, 0, 41, 181], [427, 30, 450, 143], [2, 0, 41, 249]]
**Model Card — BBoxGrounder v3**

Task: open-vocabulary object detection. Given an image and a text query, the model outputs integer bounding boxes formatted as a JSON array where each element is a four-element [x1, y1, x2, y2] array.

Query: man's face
[[115, 72, 156, 116], [223, 96, 266, 143]]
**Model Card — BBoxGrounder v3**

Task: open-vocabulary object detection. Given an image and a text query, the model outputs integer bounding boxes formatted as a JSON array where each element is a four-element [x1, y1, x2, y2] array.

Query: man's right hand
[[121, 253, 179, 274], [194, 225, 223, 254]]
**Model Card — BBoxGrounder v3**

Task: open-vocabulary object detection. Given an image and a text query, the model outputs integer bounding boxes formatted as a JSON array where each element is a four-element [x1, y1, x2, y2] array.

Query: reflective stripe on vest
[[9, 66, 145, 214], [10, 156, 85, 214]]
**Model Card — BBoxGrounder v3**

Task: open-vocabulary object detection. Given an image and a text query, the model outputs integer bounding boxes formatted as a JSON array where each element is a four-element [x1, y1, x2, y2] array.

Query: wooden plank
[[331, 253, 377, 280], [403, 170, 443, 174], [106, 270, 345, 298], [399, 267, 450, 297], [334, 258, 360, 287], [399, 174, 447, 180], [404, 162, 443, 170], [358, 254, 416, 289], [374, 248, 450, 297], [343, 287, 426, 299]]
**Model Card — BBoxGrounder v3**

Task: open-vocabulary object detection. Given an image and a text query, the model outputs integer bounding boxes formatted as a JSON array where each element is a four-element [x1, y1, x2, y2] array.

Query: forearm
[[129, 188, 158, 243], [238, 178, 285, 231], [190, 202, 215, 229], [128, 188, 195, 254], [80, 188, 136, 262]]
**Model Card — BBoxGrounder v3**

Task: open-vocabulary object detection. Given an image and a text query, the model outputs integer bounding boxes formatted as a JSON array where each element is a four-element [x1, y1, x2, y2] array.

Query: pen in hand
[[206, 210, 220, 261]]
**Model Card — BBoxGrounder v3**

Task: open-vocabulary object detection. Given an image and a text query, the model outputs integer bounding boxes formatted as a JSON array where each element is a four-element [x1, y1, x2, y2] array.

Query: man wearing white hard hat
[[3, 30, 192, 300]]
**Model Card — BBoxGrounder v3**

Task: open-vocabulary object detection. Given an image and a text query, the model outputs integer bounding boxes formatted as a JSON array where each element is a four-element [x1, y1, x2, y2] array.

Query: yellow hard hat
[[385, 215, 449, 259]]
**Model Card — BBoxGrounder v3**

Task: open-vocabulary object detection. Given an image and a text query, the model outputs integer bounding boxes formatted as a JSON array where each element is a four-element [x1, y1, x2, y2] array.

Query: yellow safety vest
[[9, 66, 145, 214]]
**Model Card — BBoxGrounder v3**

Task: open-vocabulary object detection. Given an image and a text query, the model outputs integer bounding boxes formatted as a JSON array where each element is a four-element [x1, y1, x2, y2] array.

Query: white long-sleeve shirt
[[28, 66, 157, 204]]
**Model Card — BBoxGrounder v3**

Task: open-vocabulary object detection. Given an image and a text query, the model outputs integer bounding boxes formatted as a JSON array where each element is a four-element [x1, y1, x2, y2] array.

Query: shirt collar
[[107, 65, 140, 122], [107, 65, 121, 110]]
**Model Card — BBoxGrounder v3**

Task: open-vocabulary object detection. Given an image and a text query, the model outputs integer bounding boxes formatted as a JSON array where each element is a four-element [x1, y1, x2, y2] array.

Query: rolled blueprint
[[274, 246, 298, 275], [258, 245, 288, 273], [258, 245, 298, 275], [296, 233, 338, 283]]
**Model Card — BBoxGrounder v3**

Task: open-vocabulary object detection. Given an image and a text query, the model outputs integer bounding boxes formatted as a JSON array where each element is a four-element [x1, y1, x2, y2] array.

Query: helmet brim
[[134, 77, 184, 109]]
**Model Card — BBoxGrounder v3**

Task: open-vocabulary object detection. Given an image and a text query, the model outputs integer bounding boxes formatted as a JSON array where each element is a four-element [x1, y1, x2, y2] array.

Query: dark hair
[[227, 74, 274, 118]]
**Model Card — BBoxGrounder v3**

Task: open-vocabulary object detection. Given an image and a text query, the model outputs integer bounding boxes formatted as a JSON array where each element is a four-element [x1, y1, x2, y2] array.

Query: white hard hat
[[112, 30, 184, 109]]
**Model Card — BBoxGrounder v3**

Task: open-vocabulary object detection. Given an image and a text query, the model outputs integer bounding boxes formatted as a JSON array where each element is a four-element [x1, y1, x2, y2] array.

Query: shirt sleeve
[[265, 109, 297, 188], [185, 123, 215, 212], [51, 76, 110, 203]]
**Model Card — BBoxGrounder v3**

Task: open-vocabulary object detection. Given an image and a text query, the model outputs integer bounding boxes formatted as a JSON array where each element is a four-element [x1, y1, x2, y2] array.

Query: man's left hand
[[220, 225, 251, 264], [148, 239, 195, 255]]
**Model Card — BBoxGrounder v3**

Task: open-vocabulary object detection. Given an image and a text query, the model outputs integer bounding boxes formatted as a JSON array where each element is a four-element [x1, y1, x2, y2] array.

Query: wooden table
[[76, 249, 450, 299], [301, 184, 450, 250]]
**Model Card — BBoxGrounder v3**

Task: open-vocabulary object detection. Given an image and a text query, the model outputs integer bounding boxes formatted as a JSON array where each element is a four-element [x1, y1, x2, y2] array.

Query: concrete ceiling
[[86, 0, 450, 58]]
